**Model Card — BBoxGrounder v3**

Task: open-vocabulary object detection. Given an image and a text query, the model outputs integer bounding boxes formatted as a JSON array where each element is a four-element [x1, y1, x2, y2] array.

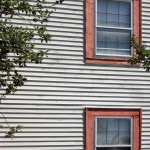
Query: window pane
[[119, 16, 130, 24], [119, 22, 130, 28], [97, 131, 107, 145], [118, 43, 130, 50], [97, 0, 106, 13], [119, 16, 130, 28], [119, 2, 131, 15], [107, 119, 118, 131], [97, 119, 107, 131], [96, 148, 131, 150], [119, 119, 131, 132], [118, 32, 130, 50], [107, 14, 118, 27], [119, 131, 131, 144], [97, 119, 107, 145], [107, 131, 118, 144], [107, 1, 118, 14], [97, 14, 106, 26]]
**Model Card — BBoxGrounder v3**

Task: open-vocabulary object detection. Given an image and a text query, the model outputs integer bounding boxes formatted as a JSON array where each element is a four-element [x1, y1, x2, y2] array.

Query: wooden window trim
[[85, 0, 142, 65], [85, 108, 142, 150]]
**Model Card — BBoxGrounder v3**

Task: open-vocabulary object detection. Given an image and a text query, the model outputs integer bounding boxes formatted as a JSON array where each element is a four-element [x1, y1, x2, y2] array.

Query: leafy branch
[[5, 125, 23, 139], [0, 0, 64, 138], [128, 36, 150, 71], [0, 0, 64, 98]]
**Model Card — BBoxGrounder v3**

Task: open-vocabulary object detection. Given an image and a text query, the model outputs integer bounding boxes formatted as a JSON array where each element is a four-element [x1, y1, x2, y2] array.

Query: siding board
[[1, 0, 150, 149]]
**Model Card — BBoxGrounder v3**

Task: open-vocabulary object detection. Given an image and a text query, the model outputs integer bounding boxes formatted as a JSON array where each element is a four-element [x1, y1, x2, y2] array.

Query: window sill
[[85, 56, 132, 65]]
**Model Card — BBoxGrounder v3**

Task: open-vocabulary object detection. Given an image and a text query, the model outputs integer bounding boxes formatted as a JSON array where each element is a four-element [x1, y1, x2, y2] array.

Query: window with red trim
[[85, 0, 141, 65], [85, 108, 142, 150]]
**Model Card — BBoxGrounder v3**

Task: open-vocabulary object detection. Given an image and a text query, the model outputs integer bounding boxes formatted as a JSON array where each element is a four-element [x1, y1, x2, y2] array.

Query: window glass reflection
[[96, 118, 131, 145]]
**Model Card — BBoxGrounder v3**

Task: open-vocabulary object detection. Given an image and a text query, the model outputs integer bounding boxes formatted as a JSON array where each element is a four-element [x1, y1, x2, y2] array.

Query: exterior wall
[[0, 0, 150, 149]]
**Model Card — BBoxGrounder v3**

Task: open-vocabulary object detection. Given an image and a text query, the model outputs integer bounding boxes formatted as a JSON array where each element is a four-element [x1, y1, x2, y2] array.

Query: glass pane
[[97, 131, 107, 145], [107, 119, 118, 131], [119, 16, 131, 28], [119, 119, 131, 131], [119, 131, 131, 144], [118, 43, 130, 49], [107, 1, 118, 14], [107, 131, 118, 144], [97, 0, 106, 13], [97, 14, 106, 21], [119, 2, 131, 15], [97, 14, 106, 26], [118, 31, 130, 43], [97, 29, 105, 41], [96, 148, 131, 150], [119, 16, 130, 24], [97, 41, 106, 48], [118, 31, 130, 50], [97, 119, 107, 131], [97, 119, 107, 145], [107, 14, 118, 27], [119, 22, 130, 28], [107, 42, 118, 49]]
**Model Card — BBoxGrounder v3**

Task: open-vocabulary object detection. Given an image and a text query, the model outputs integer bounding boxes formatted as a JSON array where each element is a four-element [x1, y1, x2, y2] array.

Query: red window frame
[[85, 0, 142, 65], [85, 108, 142, 150]]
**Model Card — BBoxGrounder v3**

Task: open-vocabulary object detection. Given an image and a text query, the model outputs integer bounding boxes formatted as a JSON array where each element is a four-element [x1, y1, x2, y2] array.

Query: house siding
[[0, 0, 150, 149]]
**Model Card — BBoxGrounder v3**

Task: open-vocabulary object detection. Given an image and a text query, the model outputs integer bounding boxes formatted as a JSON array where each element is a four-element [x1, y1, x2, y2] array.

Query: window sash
[[95, 0, 133, 57], [96, 27, 131, 56], [95, 117, 133, 150]]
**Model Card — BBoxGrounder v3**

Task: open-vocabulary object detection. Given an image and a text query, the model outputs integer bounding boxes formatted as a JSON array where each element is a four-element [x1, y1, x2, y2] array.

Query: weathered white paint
[[0, 0, 150, 149]]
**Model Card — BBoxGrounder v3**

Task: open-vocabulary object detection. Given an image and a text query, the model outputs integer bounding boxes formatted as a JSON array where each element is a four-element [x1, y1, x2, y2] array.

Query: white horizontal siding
[[0, 0, 150, 150], [142, 0, 150, 50]]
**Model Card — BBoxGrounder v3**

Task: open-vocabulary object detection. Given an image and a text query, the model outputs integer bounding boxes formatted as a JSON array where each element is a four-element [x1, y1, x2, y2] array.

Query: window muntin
[[95, 0, 132, 57], [95, 117, 132, 150]]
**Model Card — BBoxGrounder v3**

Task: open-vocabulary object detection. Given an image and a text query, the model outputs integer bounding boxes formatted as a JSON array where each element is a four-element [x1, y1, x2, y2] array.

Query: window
[[85, 0, 141, 65], [85, 108, 142, 150], [96, 0, 132, 56]]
